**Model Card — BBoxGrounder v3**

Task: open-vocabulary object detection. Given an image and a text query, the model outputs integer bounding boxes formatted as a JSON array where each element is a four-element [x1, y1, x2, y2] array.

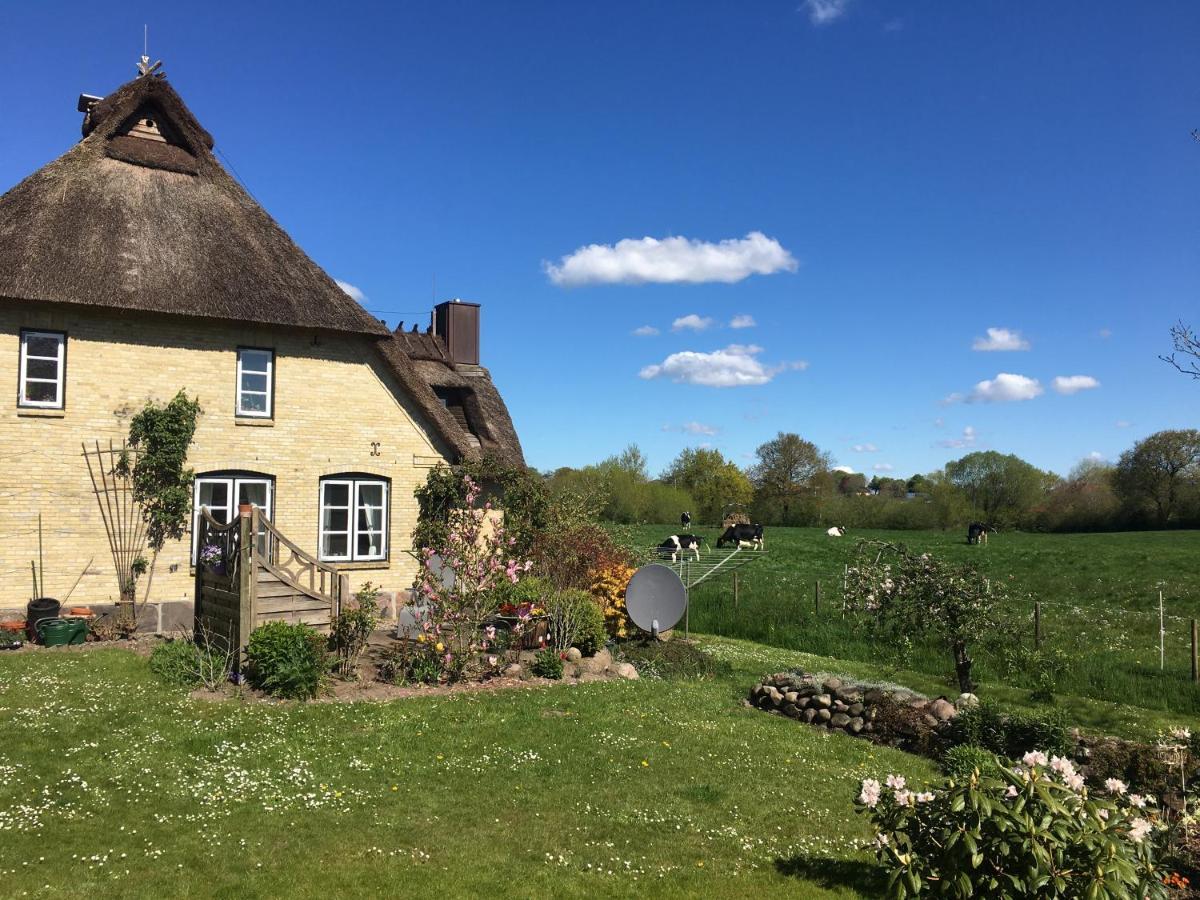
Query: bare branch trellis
[[82, 439, 151, 606]]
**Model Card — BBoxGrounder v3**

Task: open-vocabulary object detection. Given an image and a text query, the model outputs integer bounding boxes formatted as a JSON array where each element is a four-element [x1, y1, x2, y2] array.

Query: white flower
[[1022, 750, 1048, 768], [1169, 727, 1191, 741], [1004, 784, 1019, 798], [886, 775, 906, 791], [1128, 818, 1152, 843], [1104, 778, 1127, 795], [1049, 756, 1076, 779], [1128, 794, 1147, 808], [894, 789, 915, 807], [859, 779, 881, 808], [1098, 808, 1110, 820], [1064, 773, 1085, 792], [873, 832, 889, 848], [915, 792, 935, 803]]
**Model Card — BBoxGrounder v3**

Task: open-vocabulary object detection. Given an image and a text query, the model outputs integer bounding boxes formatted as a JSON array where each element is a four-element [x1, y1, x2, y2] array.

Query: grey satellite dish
[[625, 564, 687, 634]]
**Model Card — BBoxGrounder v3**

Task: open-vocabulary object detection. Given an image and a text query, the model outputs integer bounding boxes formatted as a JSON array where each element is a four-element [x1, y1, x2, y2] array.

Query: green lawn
[[626, 525, 1200, 714], [0, 641, 935, 899]]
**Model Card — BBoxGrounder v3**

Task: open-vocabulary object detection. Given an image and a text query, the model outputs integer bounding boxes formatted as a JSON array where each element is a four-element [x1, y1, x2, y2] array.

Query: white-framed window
[[192, 473, 274, 562], [18, 329, 66, 408], [236, 348, 274, 418], [319, 477, 389, 562]]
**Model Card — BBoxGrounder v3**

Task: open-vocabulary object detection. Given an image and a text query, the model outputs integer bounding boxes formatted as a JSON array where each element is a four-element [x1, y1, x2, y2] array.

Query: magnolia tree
[[416, 475, 531, 677], [856, 754, 1167, 899], [844, 541, 1010, 693]]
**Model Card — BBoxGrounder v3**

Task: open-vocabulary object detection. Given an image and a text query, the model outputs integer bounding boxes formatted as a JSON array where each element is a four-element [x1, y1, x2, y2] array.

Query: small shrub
[[616, 639, 729, 680], [532, 648, 564, 679], [545, 589, 607, 656], [531, 523, 635, 591], [591, 563, 635, 638], [941, 744, 1003, 780], [946, 699, 1071, 759], [857, 755, 1168, 898], [329, 582, 379, 678], [150, 638, 201, 688], [246, 621, 332, 700], [870, 696, 944, 757]]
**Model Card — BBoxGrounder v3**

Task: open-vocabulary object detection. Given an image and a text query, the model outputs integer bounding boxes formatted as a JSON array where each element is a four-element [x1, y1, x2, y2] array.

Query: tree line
[[543, 429, 1200, 532]]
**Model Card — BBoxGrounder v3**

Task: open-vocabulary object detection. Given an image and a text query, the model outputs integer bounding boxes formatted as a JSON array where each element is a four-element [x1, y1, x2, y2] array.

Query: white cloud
[[803, 0, 851, 25], [730, 314, 756, 329], [632, 325, 660, 337], [639, 344, 804, 388], [940, 392, 965, 406], [972, 327, 1030, 352], [662, 421, 720, 436], [872, 463, 895, 472], [1098, 328, 1112, 339], [933, 417, 945, 428], [1087, 451, 1105, 462], [1052, 375, 1100, 395], [335, 280, 366, 303], [1115, 420, 1132, 429], [833, 465, 856, 474], [937, 425, 978, 449], [672, 314, 714, 332], [852, 443, 879, 453], [969, 373, 1043, 403], [544, 231, 798, 286]]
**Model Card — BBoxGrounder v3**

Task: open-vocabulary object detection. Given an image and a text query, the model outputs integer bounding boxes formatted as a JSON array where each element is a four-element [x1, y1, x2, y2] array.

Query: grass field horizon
[[626, 524, 1200, 715]]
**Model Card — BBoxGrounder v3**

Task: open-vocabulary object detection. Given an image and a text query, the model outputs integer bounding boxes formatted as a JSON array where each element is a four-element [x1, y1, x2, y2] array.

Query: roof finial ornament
[[137, 25, 163, 78]]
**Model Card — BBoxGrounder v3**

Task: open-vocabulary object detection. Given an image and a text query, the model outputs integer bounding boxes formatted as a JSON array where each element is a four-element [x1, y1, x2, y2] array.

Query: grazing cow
[[967, 522, 988, 546], [680, 511, 692, 529], [658, 534, 702, 562], [826, 526, 845, 537], [717, 523, 764, 551]]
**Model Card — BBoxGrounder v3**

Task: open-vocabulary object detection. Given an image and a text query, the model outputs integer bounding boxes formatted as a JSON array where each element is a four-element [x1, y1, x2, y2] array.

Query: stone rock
[[847, 702, 864, 717], [796, 685, 819, 698], [561, 662, 580, 679], [782, 703, 800, 718], [580, 673, 605, 683], [830, 713, 851, 728], [593, 648, 613, 669], [812, 693, 832, 709], [503, 663, 523, 678], [863, 688, 886, 704], [803, 708, 818, 723], [579, 655, 609, 675], [834, 686, 862, 703], [956, 692, 980, 709], [816, 708, 831, 723], [821, 677, 843, 693], [613, 662, 639, 680], [922, 713, 939, 728], [794, 695, 811, 709], [784, 691, 799, 704], [862, 721, 874, 733], [847, 717, 864, 734], [929, 698, 958, 721], [832, 700, 848, 713], [565, 647, 583, 662]]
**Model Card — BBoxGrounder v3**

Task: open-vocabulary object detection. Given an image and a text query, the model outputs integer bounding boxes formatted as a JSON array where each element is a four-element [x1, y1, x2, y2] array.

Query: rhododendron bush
[[415, 476, 531, 679], [856, 753, 1167, 899]]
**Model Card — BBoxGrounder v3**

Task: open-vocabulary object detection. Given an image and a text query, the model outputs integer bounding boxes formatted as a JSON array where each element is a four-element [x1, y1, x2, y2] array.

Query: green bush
[[531, 648, 564, 679], [941, 744, 1003, 780], [329, 582, 379, 678], [857, 758, 1167, 898], [946, 700, 1071, 759], [377, 640, 444, 685], [545, 588, 607, 656], [616, 639, 729, 680], [246, 621, 332, 700], [150, 638, 202, 688]]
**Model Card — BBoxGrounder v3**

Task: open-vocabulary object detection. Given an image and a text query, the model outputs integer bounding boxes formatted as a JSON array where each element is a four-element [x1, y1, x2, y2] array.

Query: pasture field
[[627, 525, 1200, 715]]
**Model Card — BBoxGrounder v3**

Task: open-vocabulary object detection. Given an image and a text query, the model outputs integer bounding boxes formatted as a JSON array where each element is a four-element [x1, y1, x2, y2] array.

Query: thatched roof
[[0, 72, 388, 335], [379, 327, 525, 468]]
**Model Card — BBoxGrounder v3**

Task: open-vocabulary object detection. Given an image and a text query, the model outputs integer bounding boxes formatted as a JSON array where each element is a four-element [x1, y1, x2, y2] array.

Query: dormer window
[[18, 329, 66, 409], [236, 348, 274, 418]]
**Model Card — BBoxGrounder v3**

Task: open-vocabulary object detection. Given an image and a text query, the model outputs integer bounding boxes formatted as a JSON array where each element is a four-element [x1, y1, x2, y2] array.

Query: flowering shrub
[[531, 522, 635, 591], [415, 475, 531, 681], [844, 541, 1011, 693], [590, 563, 636, 638], [198, 543, 222, 568], [857, 753, 1168, 899], [329, 582, 379, 679]]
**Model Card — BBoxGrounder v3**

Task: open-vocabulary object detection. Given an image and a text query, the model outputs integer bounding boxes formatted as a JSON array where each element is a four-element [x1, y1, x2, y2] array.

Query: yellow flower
[[416, 634, 426, 643], [641, 760, 649, 767], [435, 642, 444, 653]]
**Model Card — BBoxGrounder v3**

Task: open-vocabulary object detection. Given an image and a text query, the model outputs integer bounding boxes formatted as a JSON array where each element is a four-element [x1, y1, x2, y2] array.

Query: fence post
[[237, 506, 255, 665], [815, 580, 821, 614], [1034, 602, 1042, 651], [1192, 619, 1198, 684]]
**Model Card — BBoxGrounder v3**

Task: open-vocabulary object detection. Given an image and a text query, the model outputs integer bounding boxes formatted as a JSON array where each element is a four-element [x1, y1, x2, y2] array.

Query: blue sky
[[2, 1, 1197, 479]]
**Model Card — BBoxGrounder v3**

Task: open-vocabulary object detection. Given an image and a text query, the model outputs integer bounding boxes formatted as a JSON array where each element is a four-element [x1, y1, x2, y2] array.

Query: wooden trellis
[[82, 439, 148, 604]]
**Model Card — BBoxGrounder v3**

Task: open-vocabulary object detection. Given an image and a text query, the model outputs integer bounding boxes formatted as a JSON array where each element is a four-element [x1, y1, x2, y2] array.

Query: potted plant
[[199, 543, 225, 576]]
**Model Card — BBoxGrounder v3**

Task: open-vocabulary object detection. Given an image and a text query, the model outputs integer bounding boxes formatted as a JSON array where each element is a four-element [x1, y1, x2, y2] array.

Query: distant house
[[0, 68, 522, 622]]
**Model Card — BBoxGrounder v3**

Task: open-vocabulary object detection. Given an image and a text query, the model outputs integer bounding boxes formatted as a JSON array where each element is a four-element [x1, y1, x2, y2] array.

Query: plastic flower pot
[[37, 618, 75, 647], [26, 597, 60, 642]]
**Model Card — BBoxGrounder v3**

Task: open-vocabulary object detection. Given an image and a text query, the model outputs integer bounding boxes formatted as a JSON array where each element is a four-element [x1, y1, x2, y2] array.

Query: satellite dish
[[625, 564, 687, 634]]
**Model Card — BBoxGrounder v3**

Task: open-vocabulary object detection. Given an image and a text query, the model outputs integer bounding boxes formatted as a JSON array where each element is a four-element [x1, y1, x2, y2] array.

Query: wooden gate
[[194, 505, 348, 662]]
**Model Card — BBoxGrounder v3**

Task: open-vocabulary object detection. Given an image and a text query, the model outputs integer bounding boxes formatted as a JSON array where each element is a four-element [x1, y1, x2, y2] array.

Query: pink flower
[[1004, 785, 1019, 799], [885, 775, 906, 790], [1021, 750, 1048, 768], [1104, 778, 1127, 795], [859, 779, 881, 808]]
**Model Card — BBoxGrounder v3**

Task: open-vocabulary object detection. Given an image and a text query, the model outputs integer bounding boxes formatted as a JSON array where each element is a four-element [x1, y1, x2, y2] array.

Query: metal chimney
[[432, 300, 480, 367]]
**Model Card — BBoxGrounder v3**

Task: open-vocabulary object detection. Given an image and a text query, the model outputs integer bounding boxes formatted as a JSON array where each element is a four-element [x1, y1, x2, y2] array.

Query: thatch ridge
[[0, 73, 388, 336]]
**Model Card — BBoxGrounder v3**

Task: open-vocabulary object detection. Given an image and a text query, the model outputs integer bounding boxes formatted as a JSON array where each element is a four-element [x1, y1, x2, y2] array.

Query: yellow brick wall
[[0, 301, 454, 611]]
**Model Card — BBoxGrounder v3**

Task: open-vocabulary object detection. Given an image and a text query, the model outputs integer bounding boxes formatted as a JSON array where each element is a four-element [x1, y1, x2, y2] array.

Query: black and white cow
[[658, 534, 702, 562], [680, 511, 692, 529], [716, 523, 763, 550], [967, 522, 988, 545]]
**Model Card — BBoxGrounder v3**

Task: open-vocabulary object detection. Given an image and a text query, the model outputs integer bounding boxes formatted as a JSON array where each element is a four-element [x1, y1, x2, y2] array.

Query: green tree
[[1112, 429, 1200, 527], [944, 451, 1049, 527], [662, 447, 754, 524], [749, 432, 831, 524]]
